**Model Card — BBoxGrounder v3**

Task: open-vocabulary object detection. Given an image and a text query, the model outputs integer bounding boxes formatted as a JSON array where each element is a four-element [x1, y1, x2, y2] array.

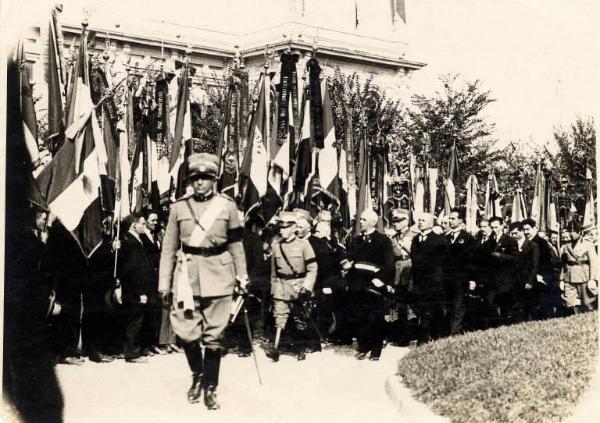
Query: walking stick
[[242, 307, 263, 385]]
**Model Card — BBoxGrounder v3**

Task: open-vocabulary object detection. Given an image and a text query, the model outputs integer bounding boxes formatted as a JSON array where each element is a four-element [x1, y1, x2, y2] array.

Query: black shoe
[[187, 373, 203, 403], [89, 353, 113, 363], [125, 357, 148, 364], [265, 349, 280, 362], [238, 351, 252, 358], [369, 355, 380, 361], [354, 351, 368, 360], [203, 385, 220, 410], [297, 348, 306, 361]]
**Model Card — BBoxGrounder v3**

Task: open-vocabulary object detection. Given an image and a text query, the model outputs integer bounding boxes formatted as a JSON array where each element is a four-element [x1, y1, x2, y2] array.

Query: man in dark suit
[[523, 218, 560, 318], [443, 208, 474, 335], [509, 222, 539, 321], [410, 213, 449, 343], [117, 212, 156, 363], [140, 209, 165, 355], [487, 216, 519, 326], [344, 210, 395, 360]]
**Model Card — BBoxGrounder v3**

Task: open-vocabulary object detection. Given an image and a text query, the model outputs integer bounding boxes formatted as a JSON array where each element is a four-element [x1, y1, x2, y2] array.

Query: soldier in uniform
[[159, 153, 248, 410], [388, 208, 418, 345], [267, 211, 318, 362]]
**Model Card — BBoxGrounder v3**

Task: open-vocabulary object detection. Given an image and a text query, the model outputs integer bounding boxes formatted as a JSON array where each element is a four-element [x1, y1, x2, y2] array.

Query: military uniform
[[158, 153, 247, 409], [269, 212, 317, 359]]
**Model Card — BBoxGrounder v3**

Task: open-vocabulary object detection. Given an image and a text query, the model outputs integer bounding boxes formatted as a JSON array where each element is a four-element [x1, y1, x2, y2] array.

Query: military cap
[[391, 208, 410, 222], [187, 153, 219, 180], [293, 208, 312, 225], [278, 211, 297, 228]]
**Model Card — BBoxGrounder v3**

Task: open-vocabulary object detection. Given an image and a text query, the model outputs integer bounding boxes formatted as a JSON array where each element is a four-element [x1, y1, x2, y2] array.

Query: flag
[[315, 80, 339, 201], [240, 76, 269, 217], [355, 132, 371, 234], [218, 84, 236, 197], [465, 175, 479, 233], [6, 43, 46, 216], [583, 168, 595, 226], [484, 171, 502, 219], [443, 142, 459, 216], [530, 162, 544, 226], [291, 87, 313, 207], [42, 5, 66, 154], [169, 62, 192, 200], [390, 0, 406, 24], [16, 39, 41, 167], [35, 30, 104, 257], [339, 105, 357, 227], [511, 188, 527, 223], [115, 120, 131, 219]]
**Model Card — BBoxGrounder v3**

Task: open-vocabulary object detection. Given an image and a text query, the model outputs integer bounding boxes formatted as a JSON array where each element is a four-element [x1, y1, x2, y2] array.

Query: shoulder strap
[[184, 199, 219, 246], [278, 242, 299, 276]]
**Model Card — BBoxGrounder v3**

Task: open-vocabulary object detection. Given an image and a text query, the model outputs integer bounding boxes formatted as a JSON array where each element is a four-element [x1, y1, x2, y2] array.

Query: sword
[[297, 300, 326, 345], [243, 307, 263, 385]]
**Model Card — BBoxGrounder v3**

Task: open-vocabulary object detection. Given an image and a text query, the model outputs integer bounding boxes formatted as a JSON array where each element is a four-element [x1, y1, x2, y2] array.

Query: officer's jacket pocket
[[220, 252, 233, 264]]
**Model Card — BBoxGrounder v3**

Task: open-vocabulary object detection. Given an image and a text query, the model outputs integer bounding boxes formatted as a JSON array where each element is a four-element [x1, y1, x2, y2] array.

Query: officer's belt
[[182, 244, 227, 256], [275, 272, 306, 280], [353, 261, 380, 273]]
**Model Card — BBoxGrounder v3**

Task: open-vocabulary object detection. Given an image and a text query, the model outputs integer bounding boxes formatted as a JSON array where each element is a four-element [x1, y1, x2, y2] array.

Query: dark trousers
[[355, 292, 386, 357], [123, 304, 144, 359], [51, 278, 82, 359], [141, 301, 161, 349], [444, 277, 467, 335], [413, 288, 446, 341], [82, 285, 110, 356]]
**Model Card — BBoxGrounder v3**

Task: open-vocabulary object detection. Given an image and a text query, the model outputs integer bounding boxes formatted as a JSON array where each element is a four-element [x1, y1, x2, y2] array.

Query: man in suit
[[443, 208, 475, 335], [117, 212, 155, 364], [159, 153, 248, 410], [523, 218, 560, 318], [140, 209, 165, 355], [343, 210, 395, 360], [487, 216, 519, 325], [410, 213, 448, 343], [509, 222, 540, 321]]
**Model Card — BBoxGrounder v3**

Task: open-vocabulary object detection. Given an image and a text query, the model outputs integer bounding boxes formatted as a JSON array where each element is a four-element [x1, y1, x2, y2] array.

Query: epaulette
[[173, 194, 193, 203]]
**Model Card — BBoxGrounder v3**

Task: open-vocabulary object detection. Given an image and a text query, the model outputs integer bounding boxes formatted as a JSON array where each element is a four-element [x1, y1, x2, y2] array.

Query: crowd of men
[[4, 153, 598, 414]]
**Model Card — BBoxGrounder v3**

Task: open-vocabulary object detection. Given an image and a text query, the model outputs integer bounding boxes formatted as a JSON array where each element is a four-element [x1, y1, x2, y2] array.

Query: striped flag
[[240, 75, 269, 217], [465, 175, 479, 233], [35, 30, 104, 257], [16, 39, 40, 168], [169, 62, 192, 200], [355, 132, 371, 234], [583, 168, 595, 226], [443, 142, 459, 216], [530, 162, 544, 225], [484, 171, 502, 219], [42, 5, 66, 154], [511, 188, 527, 223], [292, 87, 313, 207], [315, 80, 339, 202], [339, 106, 357, 227]]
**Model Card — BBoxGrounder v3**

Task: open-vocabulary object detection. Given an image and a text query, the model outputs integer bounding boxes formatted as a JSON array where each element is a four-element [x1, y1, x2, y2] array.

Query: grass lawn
[[397, 312, 598, 423]]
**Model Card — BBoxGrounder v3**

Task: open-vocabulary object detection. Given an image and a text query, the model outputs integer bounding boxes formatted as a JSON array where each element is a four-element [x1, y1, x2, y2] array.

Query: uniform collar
[[193, 191, 214, 202]]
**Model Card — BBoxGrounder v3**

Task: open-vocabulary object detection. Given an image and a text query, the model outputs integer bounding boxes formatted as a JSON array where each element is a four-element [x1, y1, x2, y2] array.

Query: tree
[[403, 74, 497, 190], [552, 117, 596, 199]]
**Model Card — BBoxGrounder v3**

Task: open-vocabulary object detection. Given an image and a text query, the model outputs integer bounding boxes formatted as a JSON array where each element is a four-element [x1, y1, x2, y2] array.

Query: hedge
[[397, 312, 598, 423]]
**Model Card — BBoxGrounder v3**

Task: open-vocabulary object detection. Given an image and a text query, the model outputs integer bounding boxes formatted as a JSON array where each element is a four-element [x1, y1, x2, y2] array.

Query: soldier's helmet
[[187, 153, 219, 180], [391, 208, 410, 223], [278, 211, 297, 228]]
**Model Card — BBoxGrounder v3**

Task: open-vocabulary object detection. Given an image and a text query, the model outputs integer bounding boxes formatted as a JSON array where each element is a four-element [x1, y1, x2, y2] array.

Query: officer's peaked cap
[[187, 153, 219, 179]]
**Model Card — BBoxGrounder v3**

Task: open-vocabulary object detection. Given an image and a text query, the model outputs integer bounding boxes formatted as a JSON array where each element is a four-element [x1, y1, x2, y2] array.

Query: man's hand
[[559, 280, 565, 291], [113, 240, 121, 251], [140, 295, 148, 304], [40, 230, 49, 244], [236, 275, 250, 294], [322, 287, 333, 295], [160, 291, 172, 309], [525, 283, 533, 290], [52, 302, 62, 316], [371, 278, 385, 288], [587, 279, 598, 295], [114, 286, 122, 305], [341, 260, 353, 271], [468, 281, 477, 291]]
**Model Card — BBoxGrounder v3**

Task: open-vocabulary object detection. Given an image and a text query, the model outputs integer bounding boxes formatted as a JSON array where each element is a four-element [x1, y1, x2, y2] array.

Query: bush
[[397, 312, 598, 423]]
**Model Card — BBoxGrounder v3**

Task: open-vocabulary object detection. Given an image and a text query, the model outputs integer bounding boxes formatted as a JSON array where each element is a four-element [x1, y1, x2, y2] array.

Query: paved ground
[[56, 344, 409, 423]]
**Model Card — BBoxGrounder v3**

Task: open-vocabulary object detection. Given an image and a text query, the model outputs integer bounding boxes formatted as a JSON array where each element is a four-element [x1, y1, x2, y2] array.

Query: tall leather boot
[[203, 348, 221, 410], [266, 327, 281, 362], [182, 341, 203, 403]]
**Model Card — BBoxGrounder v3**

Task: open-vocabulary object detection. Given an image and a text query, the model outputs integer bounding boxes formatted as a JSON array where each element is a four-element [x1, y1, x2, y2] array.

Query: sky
[[3, 0, 599, 148]]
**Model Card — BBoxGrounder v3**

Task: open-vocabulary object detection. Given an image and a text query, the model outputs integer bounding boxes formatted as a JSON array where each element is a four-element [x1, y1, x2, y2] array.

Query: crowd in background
[[6, 201, 598, 367]]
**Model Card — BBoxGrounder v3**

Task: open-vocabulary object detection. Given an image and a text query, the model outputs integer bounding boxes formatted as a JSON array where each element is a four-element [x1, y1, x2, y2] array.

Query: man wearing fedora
[[159, 153, 248, 410]]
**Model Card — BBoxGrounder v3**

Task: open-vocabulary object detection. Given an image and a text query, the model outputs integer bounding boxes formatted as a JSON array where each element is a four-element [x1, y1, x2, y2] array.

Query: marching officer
[[159, 153, 248, 410], [267, 211, 318, 362]]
